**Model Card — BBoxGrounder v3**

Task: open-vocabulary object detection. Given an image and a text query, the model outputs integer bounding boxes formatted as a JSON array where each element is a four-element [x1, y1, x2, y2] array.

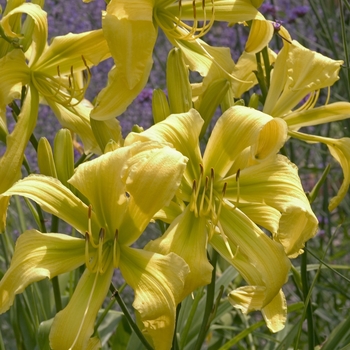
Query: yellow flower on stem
[[261, 27, 350, 209], [0, 142, 189, 350], [0, 3, 114, 229], [92, 0, 268, 120], [125, 106, 318, 332]]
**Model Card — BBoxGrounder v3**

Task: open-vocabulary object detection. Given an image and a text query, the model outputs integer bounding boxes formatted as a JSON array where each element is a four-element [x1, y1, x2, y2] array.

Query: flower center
[[84, 206, 120, 274], [31, 56, 91, 108]]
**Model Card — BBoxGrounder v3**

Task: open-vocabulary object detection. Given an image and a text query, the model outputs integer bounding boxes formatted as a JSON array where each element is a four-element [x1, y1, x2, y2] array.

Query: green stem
[[179, 288, 204, 349], [300, 245, 315, 350], [193, 249, 218, 350], [111, 286, 153, 350]]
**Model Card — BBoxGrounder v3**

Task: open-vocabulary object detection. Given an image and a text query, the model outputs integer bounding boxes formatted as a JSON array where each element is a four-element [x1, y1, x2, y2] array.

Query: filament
[[155, 0, 215, 41]]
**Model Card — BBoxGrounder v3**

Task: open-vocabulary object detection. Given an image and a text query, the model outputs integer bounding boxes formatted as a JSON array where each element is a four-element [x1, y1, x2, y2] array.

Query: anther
[[113, 229, 120, 268], [98, 228, 105, 274], [236, 169, 240, 205]]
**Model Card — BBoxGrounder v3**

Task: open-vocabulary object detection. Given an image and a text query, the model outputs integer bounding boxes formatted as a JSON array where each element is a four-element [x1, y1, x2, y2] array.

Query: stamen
[[236, 169, 240, 206], [87, 205, 99, 249], [217, 221, 235, 260], [31, 56, 91, 108], [155, 0, 215, 40], [190, 180, 198, 215], [84, 232, 96, 272], [189, 164, 204, 216], [199, 175, 208, 215], [113, 229, 120, 268], [98, 228, 105, 274]]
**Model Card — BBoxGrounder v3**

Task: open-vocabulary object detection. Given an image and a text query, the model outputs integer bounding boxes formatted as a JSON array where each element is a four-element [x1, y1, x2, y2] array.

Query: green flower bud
[[152, 88, 170, 123], [90, 118, 123, 154], [196, 79, 230, 139], [37, 137, 57, 178], [166, 47, 192, 113], [248, 93, 260, 109], [54, 129, 75, 192]]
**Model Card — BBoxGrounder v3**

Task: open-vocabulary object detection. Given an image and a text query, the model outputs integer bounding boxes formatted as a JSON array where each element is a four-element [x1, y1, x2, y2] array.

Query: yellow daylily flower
[[0, 3, 113, 229], [91, 0, 267, 120], [0, 142, 189, 350], [125, 107, 318, 331], [261, 27, 350, 209]]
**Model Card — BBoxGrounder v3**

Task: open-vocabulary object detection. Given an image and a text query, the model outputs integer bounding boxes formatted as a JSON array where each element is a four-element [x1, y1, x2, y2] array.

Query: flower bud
[[54, 129, 75, 192], [248, 93, 260, 109], [152, 89, 170, 123], [166, 48, 192, 113], [196, 79, 230, 139], [37, 137, 57, 178]]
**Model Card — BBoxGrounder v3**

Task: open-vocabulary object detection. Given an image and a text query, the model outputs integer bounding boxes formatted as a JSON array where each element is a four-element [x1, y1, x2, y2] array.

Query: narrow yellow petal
[[203, 106, 287, 178], [68, 147, 131, 239], [50, 264, 114, 350], [210, 205, 290, 329], [224, 155, 318, 257], [0, 230, 85, 314], [119, 246, 189, 350], [245, 19, 274, 54], [146, 206, 213, 299], [1, 2, 48, 65], [90, 62, 153, 120], [32, 29, 110, 75], [125, 109, 203, 192], [103, 0, 156, 90], [284, 102, 350, 130], [120, 144, 188, 245], [0, 85, 38, 230], [3, 175, 100, 235]]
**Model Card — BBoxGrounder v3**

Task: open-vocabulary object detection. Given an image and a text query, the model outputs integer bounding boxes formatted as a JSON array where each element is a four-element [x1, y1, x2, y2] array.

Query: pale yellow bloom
[[125, 107, 318, 331], [0, 142, 189, 350]]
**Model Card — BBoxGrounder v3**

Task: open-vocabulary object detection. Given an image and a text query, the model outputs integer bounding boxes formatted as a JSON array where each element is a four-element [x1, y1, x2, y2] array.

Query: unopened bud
[[37, 137, 57, 178], [54, 129, 75, 192], [152, 89, 170, 123], [166, 48, 192, 113]]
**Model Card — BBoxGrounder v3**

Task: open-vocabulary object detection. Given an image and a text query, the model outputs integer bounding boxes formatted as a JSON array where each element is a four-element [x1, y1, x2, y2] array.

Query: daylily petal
[[210, 205, 290, 331], [32, 29, 110, 75], [119, 143, 188, 245], [0, 230, 85, 314], [102, 0, 156, 90], [261, 290, 287, 333], [245, 19, 274, 54], [223, 155, 318, 257], [0, 85, 38, 231], [0, 49, 30, 117], [145, 206, 213, 299], [90, 61, 153, 120], [229, 287, 287, 332], [153, 200, 184, 224], [68, 147, 131, 239], [175, 38, 235, 79], [237, 203, 281, 235], [203, 106, 287, 178], [125, 109, 203, 192], [50, 263, 114, 350], [1, 2, 47, 65], [283, 102, 350, 129], [119, 246, 189, 350], [2, 175, 100, 235]]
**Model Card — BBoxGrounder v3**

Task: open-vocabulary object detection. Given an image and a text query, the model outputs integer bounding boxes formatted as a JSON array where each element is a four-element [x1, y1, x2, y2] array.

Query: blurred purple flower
[[288, 6, 310, 23]]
